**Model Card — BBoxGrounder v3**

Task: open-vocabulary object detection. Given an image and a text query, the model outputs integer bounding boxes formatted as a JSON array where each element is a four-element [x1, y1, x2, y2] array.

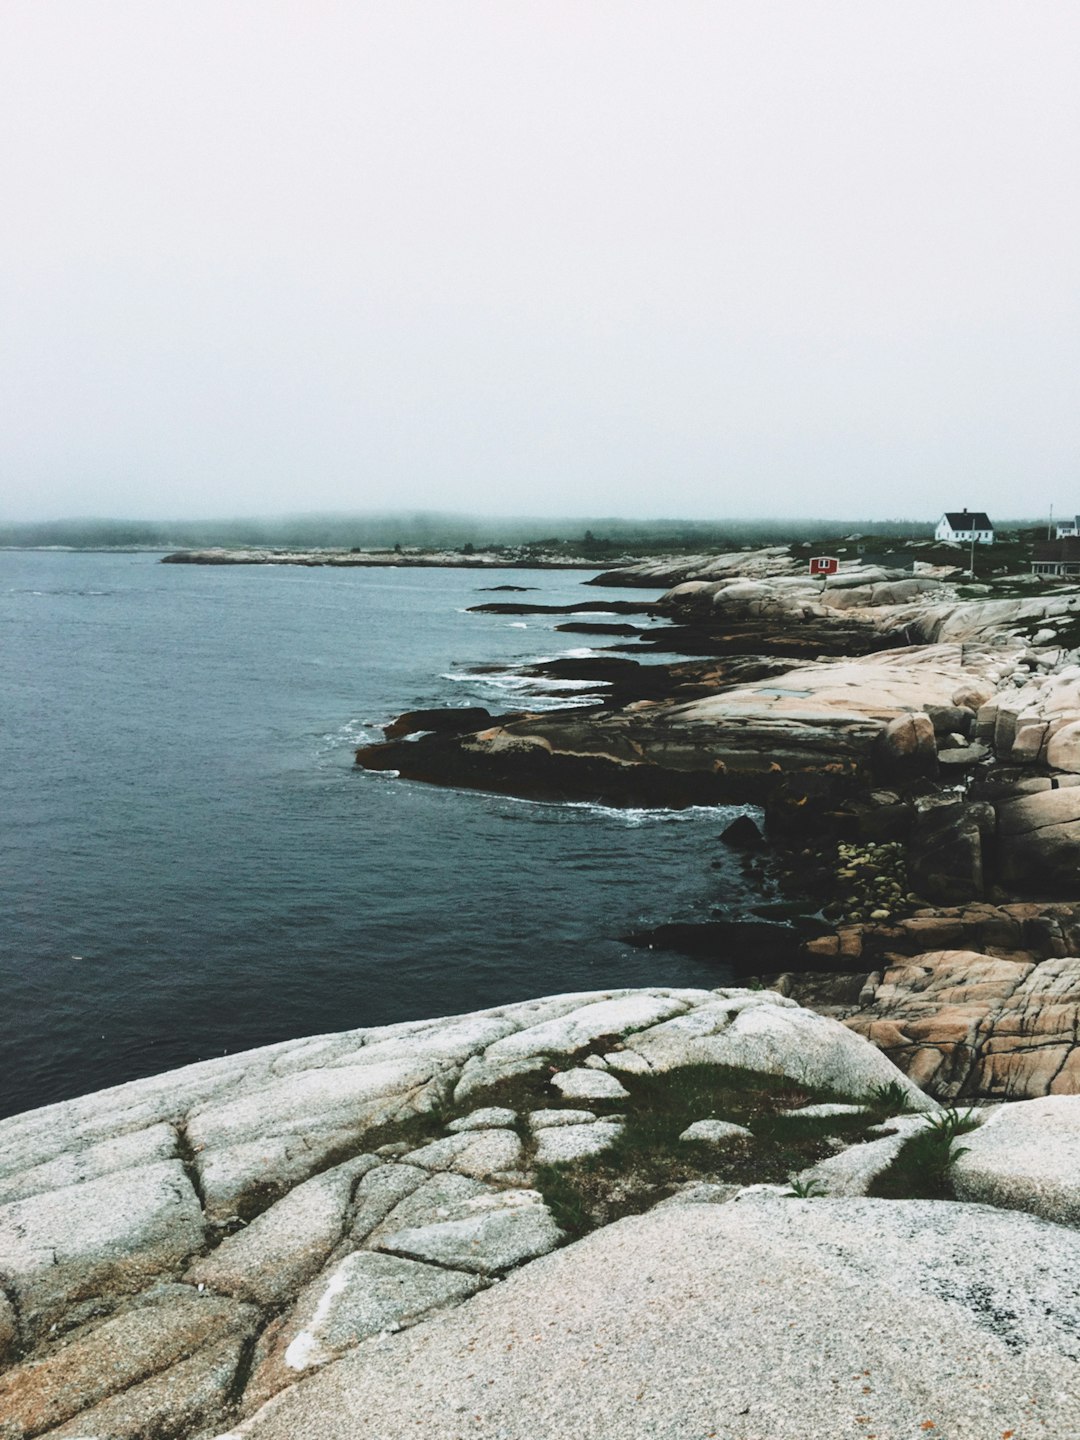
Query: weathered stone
[[845, 950, 1080, 1101], [401, 1129, 523, 1179], [652, 1182, 742, 1207], [0, 1124, 179, 1208], [0, 1286, 256, 1440], [213, 1194, 1080, 1440], [908, 798, 993, 904], [0, 1162, 204, 1336], [362, 1173, 490, 1250], [953, 1095, 1080, 1225], [372, 1189, 563, 1274], [874, 712, 937, 779], [0, 1290, 14, 1367], [197, 1128, 374, 1224], [997, 787, 1080, 893], [677, 1120, 752, 1145], [482, 995, 690, 1063], [1046, 719, 1080, 773], [186, 1057, 442, 1155], [533, 1122, 623, 1166], [348, 1164, 428, 1244], [936, 742, 989, 769], [624, 991, 932, 1108], [780, 1102, 871, 1119], [528, 1109, 597, 1128], [952, 679, 996, 710], [453, 1054, 551, 1106], [185, 1156, 378, 1305], [446, 1107, 517, 1132], [278, 1252, 482, 1377], [601, 1050, 652, 1075], [794, 1116, 930, 1197], [43, 1332, 248, 1440], [549, 1070, 629, 1102]]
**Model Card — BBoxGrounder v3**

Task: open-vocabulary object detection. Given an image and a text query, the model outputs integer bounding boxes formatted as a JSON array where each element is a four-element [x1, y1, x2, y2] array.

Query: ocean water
[[0, 552, 761, 1120]]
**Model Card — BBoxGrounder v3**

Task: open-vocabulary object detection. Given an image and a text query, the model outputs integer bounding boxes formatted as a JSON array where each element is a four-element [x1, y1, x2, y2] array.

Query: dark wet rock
[[720, 814, 765, 850], [907, 798, 995, 905], [382, 707, 495, 740], [997, 787, 1080, 895], [872, 712, 938, 780], [621, 920, 802, 973], [924, 703, 975, 737]]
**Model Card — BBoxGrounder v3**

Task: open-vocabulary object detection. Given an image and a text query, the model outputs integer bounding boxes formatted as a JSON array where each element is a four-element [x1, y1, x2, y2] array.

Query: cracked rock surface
[[2, 984, 1074, 1440]]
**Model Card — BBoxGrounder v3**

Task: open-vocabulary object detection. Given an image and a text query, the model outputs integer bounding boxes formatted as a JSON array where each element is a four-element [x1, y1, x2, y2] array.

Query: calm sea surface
[[0, 552, 762, 1120]]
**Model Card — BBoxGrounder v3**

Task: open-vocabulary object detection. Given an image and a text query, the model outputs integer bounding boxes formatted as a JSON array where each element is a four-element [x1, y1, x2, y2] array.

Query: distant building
[[1032, 538, 1080, 577], [1055, 515, 1080, 539], [935, 510, 995, 545]]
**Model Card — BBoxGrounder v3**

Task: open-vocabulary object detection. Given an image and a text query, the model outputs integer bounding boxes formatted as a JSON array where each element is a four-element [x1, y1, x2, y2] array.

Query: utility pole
[[1049, 504, 1054, 542], [969, 525, 976, 580]]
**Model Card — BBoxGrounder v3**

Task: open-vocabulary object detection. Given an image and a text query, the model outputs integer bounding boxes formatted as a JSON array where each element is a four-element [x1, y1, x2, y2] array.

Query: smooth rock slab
[[549, 1070, 629, 1102], [185, 1156, 379, 1305], [0, 1124, 179, 1208], [533, 1122, 624, 1166], [625, 990, 933, 1108], [677, 1119, 752, 1145], [43, 1332, 248, 1440], [446, 1107, 517, 1133], [0, 1161, 204, 1336], [372, 1189, 563, 1274], [401, 1129, 523, 1180], [282, 1252, 483, 1373], [481, 994, 689, 1063], [528, 1109, 597, 1128], [953, 1095, 1080, 1225], [362, 1172, 490, 1250], [216, 1194, 1080, 1440], [0, 1286, 256, 1440], [794, 1116, 930, 1197], [780, 1102, 871, 1120]]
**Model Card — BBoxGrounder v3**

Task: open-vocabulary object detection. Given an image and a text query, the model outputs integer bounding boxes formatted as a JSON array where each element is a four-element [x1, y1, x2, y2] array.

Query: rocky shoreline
[[356, 552, 1080, 1107], [9, 547, 1080, 1435], [160, 548, 615, 569]]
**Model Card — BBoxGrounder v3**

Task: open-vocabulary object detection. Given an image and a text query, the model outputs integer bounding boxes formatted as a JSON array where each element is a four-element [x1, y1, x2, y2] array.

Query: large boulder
[[997, 787, 1080, 892], [952, 1095, 1080, 1225], [907, 798, 993, 903], [872, 712, 937, 779], [216, 1193, 1080, 1440], [1046, 719, 1080, 773]]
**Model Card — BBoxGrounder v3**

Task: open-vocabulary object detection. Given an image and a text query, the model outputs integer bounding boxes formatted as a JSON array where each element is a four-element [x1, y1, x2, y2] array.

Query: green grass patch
[[527, 1063, 910, 1235], [867, 1108, 981, 1200]]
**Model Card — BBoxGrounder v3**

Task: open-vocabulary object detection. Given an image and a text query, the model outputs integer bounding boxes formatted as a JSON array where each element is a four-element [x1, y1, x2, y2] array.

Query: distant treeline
[[0, 511, 1042, 552]]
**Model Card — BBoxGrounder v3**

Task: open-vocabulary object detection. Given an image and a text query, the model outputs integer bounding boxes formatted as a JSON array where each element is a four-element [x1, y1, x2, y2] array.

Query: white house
[[935, 510, 995, 545], [1055, 515, 1080, 539]]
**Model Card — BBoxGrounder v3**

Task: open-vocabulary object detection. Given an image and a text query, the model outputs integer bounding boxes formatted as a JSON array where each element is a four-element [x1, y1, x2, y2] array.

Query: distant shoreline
[[159, 547, 617, 569]]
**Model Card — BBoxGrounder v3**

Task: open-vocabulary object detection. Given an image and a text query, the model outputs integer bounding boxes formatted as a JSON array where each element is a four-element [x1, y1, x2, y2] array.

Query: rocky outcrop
[[844, 948, 1080, 1099], [358, 644, 1005, 807], [213, 1193, 1080, 1440], [952, 1094, 1080, 1224], [0, 987, 932, 1438]]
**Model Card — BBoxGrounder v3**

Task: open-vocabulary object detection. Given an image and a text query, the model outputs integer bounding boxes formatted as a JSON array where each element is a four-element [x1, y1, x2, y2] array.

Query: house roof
[[942, 511, 993, 530]]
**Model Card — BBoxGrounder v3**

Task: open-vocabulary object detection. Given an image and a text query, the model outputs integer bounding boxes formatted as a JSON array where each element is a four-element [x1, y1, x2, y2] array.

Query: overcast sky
[[2, 2, 1078, 523]]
